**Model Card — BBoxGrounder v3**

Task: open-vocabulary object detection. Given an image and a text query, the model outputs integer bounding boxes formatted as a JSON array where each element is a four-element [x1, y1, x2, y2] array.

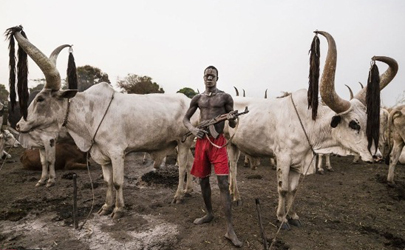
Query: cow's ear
[[330, 115, 341, 128], [57, 89, 78, 99]]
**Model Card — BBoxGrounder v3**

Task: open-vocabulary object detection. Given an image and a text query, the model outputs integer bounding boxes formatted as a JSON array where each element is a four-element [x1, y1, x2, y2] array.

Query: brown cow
[[20, 142, 88, 171]]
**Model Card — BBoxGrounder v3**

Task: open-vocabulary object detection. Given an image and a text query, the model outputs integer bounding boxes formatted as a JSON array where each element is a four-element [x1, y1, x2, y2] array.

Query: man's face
[[204, 68, 218, 88]]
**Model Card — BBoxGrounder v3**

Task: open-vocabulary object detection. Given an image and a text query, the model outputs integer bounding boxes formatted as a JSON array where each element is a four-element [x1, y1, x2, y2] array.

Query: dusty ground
[[0, 147, 404, 250]]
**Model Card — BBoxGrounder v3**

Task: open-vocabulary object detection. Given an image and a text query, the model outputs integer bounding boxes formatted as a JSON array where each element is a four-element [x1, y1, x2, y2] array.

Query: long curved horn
[[345, 84, 354, 99], [315, 30, 351, 114], [242, 89, 245, 97], [49, 44, 71, 66], [358, 82, 364, 89], [264, 89, 268, 99], [12, 29, 61, 90], [354, 56, 398, 104], [233, 86, 239, 96]]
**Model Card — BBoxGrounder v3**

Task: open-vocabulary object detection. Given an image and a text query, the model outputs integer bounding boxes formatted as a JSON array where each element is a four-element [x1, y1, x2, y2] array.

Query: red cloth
[[191, 134, 229, 178]]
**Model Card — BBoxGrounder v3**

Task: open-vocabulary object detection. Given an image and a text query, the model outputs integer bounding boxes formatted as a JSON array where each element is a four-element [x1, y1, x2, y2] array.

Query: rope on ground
[[78, 153, 95, 230]]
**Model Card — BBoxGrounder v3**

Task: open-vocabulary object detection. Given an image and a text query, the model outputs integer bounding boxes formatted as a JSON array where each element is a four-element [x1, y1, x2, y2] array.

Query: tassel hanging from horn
[[6, 28, 17, 112], [67, 46, 78, 90], [308, 34, 320, 120], [5, 25, 29, 119], [366, 60, 380, 155], [17, 29, 29, 120]]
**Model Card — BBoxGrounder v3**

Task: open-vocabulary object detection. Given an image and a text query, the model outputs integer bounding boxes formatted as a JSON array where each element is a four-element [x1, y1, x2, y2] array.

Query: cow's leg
[[317, 154, 325, 174], [2, 150, 11, 159], [227, 143, 241, 204], [173, 142, 192, 203], [270, 156, 277, 170], [276, 157, 291, 230], [45, 144, 56, 187], [142, 152, 148, 164], [248, 156, 260, 170], [184, 149, 194, 194], [36, 149, 48, 187], [286, 170, 301, 227], [98, 164, 115, 216], [111, 155, 126, 219], [352, 154, 360, 163], [243, 155, 249, 168], [387, 142, 404, 184], [325, 154, 333, 171], [252, 157, 260, 170]]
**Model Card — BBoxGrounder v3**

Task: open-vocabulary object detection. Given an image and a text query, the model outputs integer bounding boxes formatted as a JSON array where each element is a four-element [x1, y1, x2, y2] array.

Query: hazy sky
[[1, 0, 404, 106]]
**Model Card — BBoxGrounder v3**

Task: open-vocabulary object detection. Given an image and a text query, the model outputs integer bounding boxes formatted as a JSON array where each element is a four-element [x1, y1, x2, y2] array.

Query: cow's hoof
[[46, 182, 55, 188], [327, 168, 334, 172], [111, 209, 125, 219], [317, 170, 325, 175], [288, 218, 302, 227], [280, 221, 291, 230], [35, 181, 46, 187], [98, 206, 113, 216], [171, 197, 183, 204], [232, 199, 243, 206]]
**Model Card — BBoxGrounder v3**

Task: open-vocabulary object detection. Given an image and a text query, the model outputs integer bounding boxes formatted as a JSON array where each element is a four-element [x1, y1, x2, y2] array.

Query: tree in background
[[117, 74, 164, 94], [30, 79, 45, 93], [0, 84, 9, 101], [177, 87, 198, 98], [73, 65, 110, 92]]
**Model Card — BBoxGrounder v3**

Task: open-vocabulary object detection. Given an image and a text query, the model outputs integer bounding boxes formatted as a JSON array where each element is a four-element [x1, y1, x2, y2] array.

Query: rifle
[[182, 106, 249, 142]]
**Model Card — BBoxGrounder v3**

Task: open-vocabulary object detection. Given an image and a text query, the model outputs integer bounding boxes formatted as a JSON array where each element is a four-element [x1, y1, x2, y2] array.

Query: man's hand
[[191, 127, 208, 139], [227, 110, 238, 121]]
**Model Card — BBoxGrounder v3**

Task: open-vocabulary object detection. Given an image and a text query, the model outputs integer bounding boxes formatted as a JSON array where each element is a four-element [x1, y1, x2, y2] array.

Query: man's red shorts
[[191, 134, 229, 178]]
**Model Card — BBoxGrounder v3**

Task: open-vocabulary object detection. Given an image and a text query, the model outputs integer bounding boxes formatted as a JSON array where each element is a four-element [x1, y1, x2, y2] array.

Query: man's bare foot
[[193, 214, 214, 224], [225, 231, 243, 247]]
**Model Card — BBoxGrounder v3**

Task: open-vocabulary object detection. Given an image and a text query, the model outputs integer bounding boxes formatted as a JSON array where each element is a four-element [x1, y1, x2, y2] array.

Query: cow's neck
[[64, 90, 115, 153]]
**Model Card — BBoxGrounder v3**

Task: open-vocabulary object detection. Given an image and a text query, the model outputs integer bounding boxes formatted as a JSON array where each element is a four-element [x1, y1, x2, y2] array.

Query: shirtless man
[[183, 65, 242, 247]]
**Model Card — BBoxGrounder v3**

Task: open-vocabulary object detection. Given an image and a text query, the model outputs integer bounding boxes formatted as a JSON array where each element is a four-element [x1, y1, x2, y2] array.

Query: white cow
[[0, 102, 20, 159], [2, 129, 20, 159], [7, 26, 197, 219], [225, 31, 398, 229], [385, 105, 405, 184]]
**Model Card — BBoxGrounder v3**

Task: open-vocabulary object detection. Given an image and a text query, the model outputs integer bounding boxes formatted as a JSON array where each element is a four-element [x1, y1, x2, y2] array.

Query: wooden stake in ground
[[256, 198, 268, 250], [73, 173, 78, 229]]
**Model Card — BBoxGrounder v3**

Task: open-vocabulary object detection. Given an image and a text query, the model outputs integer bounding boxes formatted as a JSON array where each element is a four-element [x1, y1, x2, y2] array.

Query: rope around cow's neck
[[290, 94, 316, 155]]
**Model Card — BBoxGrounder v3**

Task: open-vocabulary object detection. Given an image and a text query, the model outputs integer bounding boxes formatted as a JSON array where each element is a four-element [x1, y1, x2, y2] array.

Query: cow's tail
[[308, 33, 320, 120], [366, 61, 381, 155], [5, 25, 29, 119]]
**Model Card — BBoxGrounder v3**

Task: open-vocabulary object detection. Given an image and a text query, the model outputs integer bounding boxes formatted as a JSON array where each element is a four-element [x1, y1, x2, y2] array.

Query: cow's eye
[[36, 96, 45, 103], [349, 120, 360, 131]]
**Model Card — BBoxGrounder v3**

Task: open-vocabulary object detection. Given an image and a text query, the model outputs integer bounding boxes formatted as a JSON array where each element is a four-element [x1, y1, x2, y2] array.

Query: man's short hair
[[205, 65, 219, 77]]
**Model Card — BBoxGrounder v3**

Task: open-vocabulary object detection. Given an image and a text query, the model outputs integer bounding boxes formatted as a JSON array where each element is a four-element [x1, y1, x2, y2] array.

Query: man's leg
[[194, 176, 214, 224], [217, 175, 242, 247]]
